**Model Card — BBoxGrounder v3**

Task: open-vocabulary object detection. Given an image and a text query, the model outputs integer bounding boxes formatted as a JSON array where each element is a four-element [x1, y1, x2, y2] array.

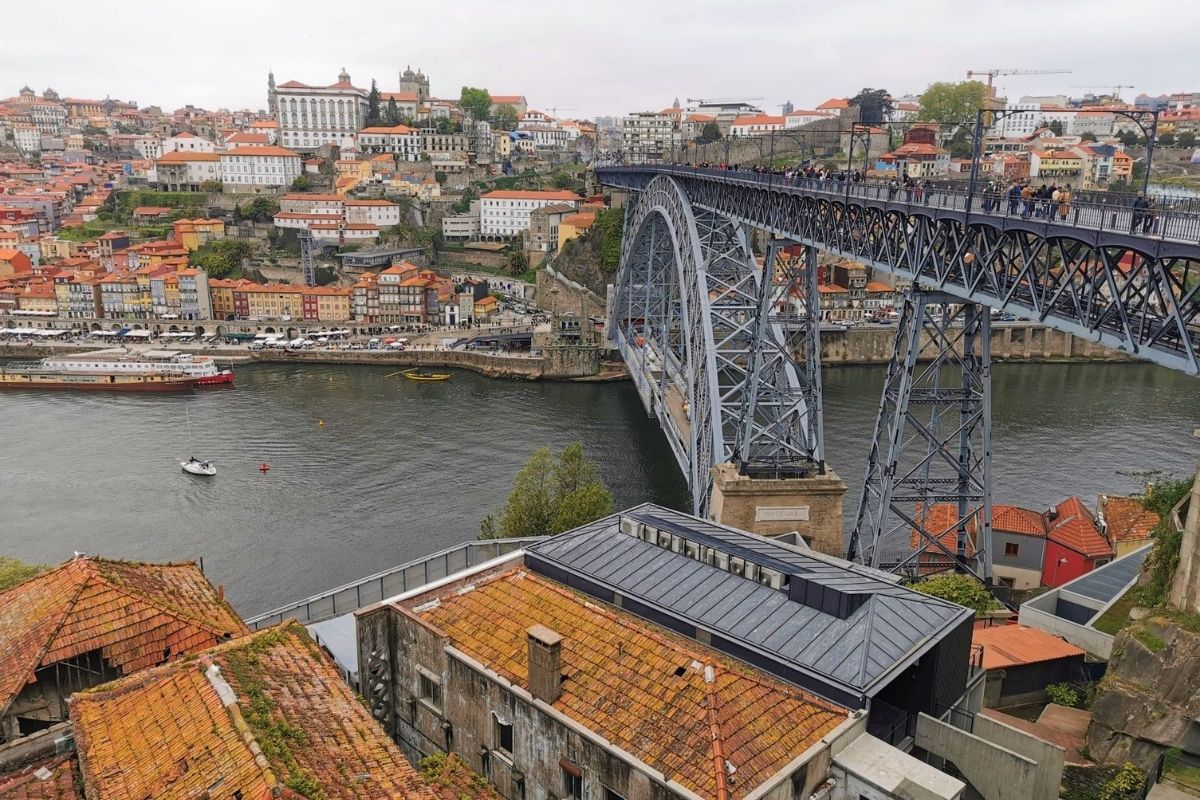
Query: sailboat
[[180, 405, 216, 476]]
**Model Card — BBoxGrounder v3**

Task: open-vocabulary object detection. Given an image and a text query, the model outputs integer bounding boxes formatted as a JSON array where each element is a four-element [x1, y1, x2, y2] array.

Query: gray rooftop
[[1062, 545, 1151, 604], [526, 504, 972, 706]]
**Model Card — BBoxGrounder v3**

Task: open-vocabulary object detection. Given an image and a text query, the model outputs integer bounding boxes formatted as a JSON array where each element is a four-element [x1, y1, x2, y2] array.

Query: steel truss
[[848, 289, 994, 581], [599, 166, 1200, 376], [299, 229, 317, 287], [610, 176, 823, 515]]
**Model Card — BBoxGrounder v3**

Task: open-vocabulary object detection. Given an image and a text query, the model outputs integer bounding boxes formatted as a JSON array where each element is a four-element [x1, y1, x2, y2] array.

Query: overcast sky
[[3, 0, 1197, 119]]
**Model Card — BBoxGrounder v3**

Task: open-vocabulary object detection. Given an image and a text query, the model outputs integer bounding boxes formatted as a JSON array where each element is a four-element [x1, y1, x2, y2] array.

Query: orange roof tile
[[1048, 496, 1113, 558], [156, 151, 220, 163], [416, 569, 847, 800], [1099, 495, 1159, 544], [221, 146, 300, 158], [71, 623, 434, 800], [972, 624, 1085, 670], [0, 753, 82, 800], [994, 505, 1047, 536], [481, 190, 580, 201], [0, 557, 248, 715]]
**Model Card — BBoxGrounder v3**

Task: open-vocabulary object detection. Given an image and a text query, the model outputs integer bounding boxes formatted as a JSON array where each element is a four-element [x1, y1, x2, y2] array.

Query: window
[[562, 764, 584, 799], [493, 714, 513, 757], [603, 788, 626, 800], [999, 576, 1015, 588], [1004, 542, 1020, 557]]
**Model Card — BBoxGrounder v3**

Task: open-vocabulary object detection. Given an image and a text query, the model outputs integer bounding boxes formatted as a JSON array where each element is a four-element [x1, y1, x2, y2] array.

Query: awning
[[121, 329, 153, 338]]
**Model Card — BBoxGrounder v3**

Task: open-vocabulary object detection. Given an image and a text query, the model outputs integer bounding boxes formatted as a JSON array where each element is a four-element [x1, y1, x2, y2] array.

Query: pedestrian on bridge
[[1057, 185, 1072, 221], [1008, 182, 1022, 215], [1021, 184, 1035, 218], [1131, 193, 1149, 233]]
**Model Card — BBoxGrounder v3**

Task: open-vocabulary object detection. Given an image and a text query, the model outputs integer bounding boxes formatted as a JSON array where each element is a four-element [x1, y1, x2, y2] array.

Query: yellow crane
[[966, 68, 1073, 102]]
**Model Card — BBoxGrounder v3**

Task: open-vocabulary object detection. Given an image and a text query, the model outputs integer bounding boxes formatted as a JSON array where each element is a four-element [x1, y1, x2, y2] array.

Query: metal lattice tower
[[299, 229, 316, 287], [848, 289, 994, 582]]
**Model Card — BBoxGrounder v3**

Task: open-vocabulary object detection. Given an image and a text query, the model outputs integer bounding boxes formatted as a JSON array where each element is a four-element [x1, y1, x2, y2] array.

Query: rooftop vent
[[788, 574, 868, 619]]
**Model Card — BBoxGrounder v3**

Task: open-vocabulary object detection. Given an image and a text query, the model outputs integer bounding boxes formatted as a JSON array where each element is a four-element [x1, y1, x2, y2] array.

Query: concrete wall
[[972, 713, 1065, 800], [537, 266, 606, 320], [1018, 594, 1115, 659], [258, 346, 598, 379], [818, 324, 1126, 366], [914, 713, 1039, 800]]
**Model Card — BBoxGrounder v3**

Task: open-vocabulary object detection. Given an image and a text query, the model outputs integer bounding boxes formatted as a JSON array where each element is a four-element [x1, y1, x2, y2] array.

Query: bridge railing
[[244, 537, 538, 630], [599, 164, 1200, 245]]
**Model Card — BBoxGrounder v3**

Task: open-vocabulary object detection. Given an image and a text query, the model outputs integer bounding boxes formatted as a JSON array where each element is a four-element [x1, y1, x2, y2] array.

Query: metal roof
[[526, 504, 972, 705], [1060, 543, 1152, 604]]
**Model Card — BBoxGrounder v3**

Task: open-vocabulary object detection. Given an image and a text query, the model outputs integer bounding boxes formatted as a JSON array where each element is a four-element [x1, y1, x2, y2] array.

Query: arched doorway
[[194, 325, 206, 336]]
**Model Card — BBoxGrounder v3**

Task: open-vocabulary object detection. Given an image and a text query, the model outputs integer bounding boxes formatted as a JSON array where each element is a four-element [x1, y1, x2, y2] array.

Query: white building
[[785, 110, 836, 129], [219, 145, 302, 188], [991, 103, 1042, 139], [621, 112, 680, 160], [730, 114, 786, 137], [155, 151, 221, 191], [480, 189, 580, 239], [344, 198, 401, 227], [272, 68, 369, 152], [133, 135, 162, 161], [357, 124, 422, 161], [13, 125, 41, 154], [162, 132, 216, 154]]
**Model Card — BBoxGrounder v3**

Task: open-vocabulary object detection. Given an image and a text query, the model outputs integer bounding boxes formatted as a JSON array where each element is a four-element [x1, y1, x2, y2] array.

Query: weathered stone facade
[[708, 462, 847, 556]]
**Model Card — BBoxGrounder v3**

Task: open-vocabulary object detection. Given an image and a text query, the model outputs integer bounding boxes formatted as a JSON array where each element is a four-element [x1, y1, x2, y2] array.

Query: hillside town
[[2, 31, 1200, 800]]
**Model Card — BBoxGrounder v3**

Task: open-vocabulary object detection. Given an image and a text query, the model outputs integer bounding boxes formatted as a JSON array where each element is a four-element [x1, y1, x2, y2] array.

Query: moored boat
[[0, 361, 198, 392], [400, 368, 451, 382], [46, 348, 234, 387], [181, 458, 216, 476]]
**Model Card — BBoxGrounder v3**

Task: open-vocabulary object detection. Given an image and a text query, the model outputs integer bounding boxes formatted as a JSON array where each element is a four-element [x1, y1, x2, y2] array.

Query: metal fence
[[600, 164, 1200, 245], [245, 537, 539, 630]]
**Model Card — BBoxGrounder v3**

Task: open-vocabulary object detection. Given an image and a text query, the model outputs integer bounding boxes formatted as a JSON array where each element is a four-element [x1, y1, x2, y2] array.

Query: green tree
[[1045, 119, 1064, 136], [850, 87, 893, 126], [1080, 131, 1098, 142], [366, 79, 382, 126], [190, 239, 252, 279], [696, 121, 722, 144], [0, 556, 48, 590], [242, 196, 279, 222], [916, 80, 988, 125], [910, 574, 1001, 616], [1098, 762, 1145, 800], [434, 171, 447, 186], [493, 103, 518, 131], [384, 97, 402, 126], [290, 175, 311, 191], [948, 128, 973, 158], [200, 179, 223, 193], [266, 226, 281, 250], [480, 444, 614, 539], [436, 117, 456, 134], [505, 248, 528, 277], [1158, 131, 1177, 147], [592, 207, 624, 273], [1118, 129, 1140, 148], [459, 86, 492, 122], [452, 186, 477, 214], [1179, 131, 1197, 149]]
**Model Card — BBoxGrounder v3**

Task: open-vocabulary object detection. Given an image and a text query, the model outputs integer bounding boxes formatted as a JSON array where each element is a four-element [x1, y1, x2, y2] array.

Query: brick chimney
[[526, 624, 563, 704]]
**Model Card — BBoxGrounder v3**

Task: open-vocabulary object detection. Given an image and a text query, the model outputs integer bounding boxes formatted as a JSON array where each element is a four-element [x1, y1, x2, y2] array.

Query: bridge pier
[[709, 462, 847, 555]]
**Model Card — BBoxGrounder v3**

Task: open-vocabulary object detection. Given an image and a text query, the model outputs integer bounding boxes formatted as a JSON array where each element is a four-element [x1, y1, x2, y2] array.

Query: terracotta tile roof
[[156, 151, 221, 163], [71, 623, 434, 800], [731, 114, 785, 127], [1098, 495, 1159, 544], [0, 557, 248, 715], [417, 569, 847, 799], [1048, 496, 1114, 558], [225, 132, 269, 145], [972, 624, 1085, 670], [994, 505, 1047, 536], [221, 146, 301, 158], [908, 503, 982, 558], [0, 754, 82, 800]]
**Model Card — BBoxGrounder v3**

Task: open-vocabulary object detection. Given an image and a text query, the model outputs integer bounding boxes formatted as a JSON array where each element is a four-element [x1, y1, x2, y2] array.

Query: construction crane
[[1071, 84, 1135, 101], [544, 106, 577, 118], [965, 68, 1072, 101], [686, 96, 765, 105]]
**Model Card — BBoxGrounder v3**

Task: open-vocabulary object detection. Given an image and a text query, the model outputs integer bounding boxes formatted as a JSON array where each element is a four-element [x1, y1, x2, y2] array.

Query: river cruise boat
[[0, 361, 198, 392], [44, 349, 234, 386]]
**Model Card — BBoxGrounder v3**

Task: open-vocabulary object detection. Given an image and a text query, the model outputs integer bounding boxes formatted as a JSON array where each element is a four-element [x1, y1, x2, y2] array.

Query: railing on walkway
[[598, 164, 1200, 245], [245, 538, 539, 630]]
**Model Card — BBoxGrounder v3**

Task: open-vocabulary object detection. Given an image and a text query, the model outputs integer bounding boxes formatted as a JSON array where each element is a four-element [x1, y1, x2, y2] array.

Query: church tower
[[267, 70, 278, 115]]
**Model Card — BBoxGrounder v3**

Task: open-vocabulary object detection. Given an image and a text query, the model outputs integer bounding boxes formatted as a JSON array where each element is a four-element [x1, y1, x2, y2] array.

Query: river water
[[1, 362, 1196, 616]]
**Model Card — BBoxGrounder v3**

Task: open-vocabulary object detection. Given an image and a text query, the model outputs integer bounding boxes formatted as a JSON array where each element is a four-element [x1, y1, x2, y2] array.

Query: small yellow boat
[[400, 368, 451, 382]]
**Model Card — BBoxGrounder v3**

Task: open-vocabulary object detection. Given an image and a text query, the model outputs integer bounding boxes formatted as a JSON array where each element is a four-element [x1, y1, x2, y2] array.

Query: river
[[1, 362, 1196, 616]]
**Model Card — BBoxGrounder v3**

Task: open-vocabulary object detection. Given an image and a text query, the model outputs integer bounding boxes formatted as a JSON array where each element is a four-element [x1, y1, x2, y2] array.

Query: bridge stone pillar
[[708, 462, 847, 556]]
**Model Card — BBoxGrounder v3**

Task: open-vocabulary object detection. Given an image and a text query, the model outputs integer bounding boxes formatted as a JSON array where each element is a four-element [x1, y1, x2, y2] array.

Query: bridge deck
[[600, 164, 1200, 248]]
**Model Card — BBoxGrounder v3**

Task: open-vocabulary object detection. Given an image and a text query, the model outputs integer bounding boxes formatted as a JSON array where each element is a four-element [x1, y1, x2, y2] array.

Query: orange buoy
[[259, 463, 270, 472]]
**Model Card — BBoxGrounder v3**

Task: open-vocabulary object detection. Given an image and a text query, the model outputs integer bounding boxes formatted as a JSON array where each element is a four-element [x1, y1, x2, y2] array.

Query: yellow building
[[173, 218, 226, 252], [310, 286, 353, 321], [17, 281, 58, 313], [244, 283, 304, 319], [208, 279, 240, 320], [557, 211, 597, 253], [473, 294, 499, 321]]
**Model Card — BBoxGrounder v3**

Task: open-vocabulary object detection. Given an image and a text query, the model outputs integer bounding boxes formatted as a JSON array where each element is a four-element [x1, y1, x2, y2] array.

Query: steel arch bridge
[[598, 164, 1200, 580]]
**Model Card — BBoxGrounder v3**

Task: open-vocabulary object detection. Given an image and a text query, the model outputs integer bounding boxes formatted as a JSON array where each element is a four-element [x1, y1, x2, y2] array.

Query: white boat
[[48, 348, 234, 386], [181, 458, 216, 476]]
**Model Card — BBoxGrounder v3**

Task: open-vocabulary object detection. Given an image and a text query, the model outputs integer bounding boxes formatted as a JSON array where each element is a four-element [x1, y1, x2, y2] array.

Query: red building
[[1040, 497, 1115, 587]]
